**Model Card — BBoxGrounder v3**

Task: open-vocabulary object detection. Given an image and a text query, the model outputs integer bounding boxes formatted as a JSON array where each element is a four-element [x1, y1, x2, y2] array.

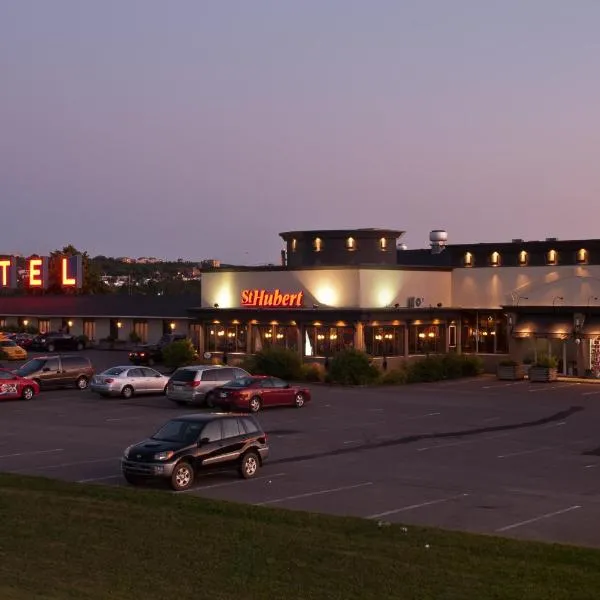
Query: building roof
[[279, 228, 405, 240], [0, 294, 197, 318]]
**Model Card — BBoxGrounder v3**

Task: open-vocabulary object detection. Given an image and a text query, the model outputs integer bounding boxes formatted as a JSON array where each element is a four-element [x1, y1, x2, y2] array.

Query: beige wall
[[452, 265, 600, 309], [202, 268, 451, 309]]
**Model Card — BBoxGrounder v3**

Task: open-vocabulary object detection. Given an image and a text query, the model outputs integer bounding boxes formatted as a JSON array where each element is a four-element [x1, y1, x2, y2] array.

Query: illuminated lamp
[[169, 322, 176, 330], [117, 321, 123, 329], [23, 319, 29, 326], [67, 320, 73, 327]]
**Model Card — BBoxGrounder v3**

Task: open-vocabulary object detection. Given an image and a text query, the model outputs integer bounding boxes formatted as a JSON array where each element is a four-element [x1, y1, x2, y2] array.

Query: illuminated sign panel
[[241, 289, 304, 308], [0, 255, 83, 290]]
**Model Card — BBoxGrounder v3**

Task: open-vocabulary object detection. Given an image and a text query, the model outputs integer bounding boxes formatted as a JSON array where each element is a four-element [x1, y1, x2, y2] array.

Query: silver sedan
[[90, 366, 170, 399]]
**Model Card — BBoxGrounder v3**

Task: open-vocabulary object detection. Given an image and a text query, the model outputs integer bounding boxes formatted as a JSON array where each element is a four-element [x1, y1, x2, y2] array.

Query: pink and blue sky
[[1, 0, 599, 263]]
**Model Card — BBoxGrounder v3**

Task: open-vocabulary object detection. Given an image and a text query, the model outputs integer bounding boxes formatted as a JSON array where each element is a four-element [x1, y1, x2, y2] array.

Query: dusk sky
[[2, 1, 600, 264]]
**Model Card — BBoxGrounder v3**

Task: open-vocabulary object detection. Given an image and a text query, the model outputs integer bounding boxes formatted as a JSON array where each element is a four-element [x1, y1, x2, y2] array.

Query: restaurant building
[[3, 228, 600, 375]]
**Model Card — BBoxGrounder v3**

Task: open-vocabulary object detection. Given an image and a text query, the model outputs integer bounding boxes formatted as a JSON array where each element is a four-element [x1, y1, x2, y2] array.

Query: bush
[[379, 366, 409, 385], [533, 354, 558, 368], [402, 354, 484, 384], [328, 349, 380, 385], [162, 339, 198, 369], [249, 347, 303, 380], [300, 362, 325, 382], [129, 331, 141, 344]]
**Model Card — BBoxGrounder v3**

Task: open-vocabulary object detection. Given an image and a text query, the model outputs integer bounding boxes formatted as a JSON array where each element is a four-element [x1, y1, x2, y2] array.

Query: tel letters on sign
[[0, 255, 83, 290], [241, 289, 304, 308]]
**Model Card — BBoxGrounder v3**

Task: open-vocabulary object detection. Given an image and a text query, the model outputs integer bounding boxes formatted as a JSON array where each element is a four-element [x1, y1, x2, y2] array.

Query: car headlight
[[154, 450, 174, 461], [123, 445, 132, 459]]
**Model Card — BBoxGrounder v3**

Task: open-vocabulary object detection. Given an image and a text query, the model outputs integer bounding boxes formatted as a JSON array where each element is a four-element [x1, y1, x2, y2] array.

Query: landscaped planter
[[497, 364, 526, 380], [528, 366, 558, 382]]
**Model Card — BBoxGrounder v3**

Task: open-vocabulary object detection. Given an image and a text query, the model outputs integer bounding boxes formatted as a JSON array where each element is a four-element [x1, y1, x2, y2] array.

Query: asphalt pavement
[[1, 349, 600, 548]]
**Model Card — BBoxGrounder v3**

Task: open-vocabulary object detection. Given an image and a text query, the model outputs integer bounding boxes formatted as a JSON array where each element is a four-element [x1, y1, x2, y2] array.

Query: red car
[[214, 375, 311, 413], [0, 369, 40, 401]]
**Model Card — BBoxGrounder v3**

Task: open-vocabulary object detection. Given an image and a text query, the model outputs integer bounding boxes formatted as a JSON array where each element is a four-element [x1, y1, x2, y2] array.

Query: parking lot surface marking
[[367, 493, 470, 520], [77, 474, 123, 483], [496, 505, 582, 532], [497, 446, 552, 459], [184, 472, 287, 493], [256, 482, 374, 506], [0, 448, 64, 459]]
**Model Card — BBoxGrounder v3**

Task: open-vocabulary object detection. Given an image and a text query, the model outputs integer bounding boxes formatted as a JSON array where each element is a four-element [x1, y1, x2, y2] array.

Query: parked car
[[166, 365, 250, 407], [128, 333, 189, 366], [213, 376, 311, 412], [30, 332, 87, 352], [0, 338, 28, 361], [0, 368, 40, 401], [14, 333, 35, 349], [90, 366, 170, 398], [15, 355, 94, 390], [121, 413, 269, 490]]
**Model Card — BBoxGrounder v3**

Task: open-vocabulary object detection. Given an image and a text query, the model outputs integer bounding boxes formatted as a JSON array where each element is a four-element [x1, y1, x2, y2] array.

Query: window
[[201, 369, 221, 382], [518, 251, 528, 266], [133, 320, 148, 343], [346, 237, 356, 251], [201, 420, 223, 443], [464, 252, 474, 267], [547, 249, 558, 265], [218, 368, 235, 382], [240, 417, 259, 434], [141, 368, 161, 377], [270, 378, 288, 388], [128, 368, 144, 378], [490, 252, 501, 267], [459, 312, 508, 354], [62, 356, 88, 368], [39, 319, 51, 334], [577, 248, 588, 264], [291, 238, 297, 253], [45, 358, 60, 371], [408, 324, 445, 355], [0, 318, 5, 329], [313, 237, 323, 252], [251, 324, 298, 352], [0, 371, 13, 380], [259, 379, 275, 388], [222, 419, 241, 439], [152, 419, 203, 444], [304, 325, 354, 357], [232, 368, 248, 378], [364, 326, 405, 356], [379, 237, 387, 251], [206, 324, 247, 353]]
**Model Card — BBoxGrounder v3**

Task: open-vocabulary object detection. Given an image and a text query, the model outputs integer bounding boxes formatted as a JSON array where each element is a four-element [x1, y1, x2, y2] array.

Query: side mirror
[[285, 383, 290, 389]]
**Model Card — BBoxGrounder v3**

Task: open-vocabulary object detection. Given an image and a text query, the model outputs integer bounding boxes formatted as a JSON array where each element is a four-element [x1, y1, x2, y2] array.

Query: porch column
[[246, 323, 253, 354], [296, 325, 303, 359], [456, 318, 462, 354], [354, 322, 365, 351]]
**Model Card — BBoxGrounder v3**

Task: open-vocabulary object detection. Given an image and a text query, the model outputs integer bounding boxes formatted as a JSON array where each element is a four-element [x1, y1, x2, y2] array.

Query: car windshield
[[103, 367, 126, 376], [225, 377, 259, 388], [151, 419, 203, 444], [171, 369, 197, 382], [0, 340, 16, 347], [17, 359, 45, 376]]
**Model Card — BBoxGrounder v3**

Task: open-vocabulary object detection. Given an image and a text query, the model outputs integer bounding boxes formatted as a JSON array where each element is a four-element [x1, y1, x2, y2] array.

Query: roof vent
[[429, 230, 448, 254], [512, 238, 524, 243], [546, 237, 558, 242], [397, 243, 408, 251]]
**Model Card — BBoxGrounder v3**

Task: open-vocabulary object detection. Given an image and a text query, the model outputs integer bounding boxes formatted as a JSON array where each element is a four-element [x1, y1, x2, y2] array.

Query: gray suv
[[166, 365, 250, 407]]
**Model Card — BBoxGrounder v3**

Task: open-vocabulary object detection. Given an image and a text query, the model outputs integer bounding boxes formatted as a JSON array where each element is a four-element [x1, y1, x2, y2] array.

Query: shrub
[[129, 331, 141, 344], [249, 347, 303, 380], [328, 349, 380, 385], [499, 359, 519, 367], [533, 354, 558, 368], [403, 354, 483, 384], [162, 339, 198, 369], [300, 362, 325, 382], [379, 366, 409, 385]]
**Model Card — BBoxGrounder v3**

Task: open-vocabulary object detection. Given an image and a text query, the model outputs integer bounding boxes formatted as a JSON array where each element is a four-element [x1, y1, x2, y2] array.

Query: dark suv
[[31, 332, 87, 352], [15, 355, 95, 390], [121, 413, 269, 491], [128, 333, 189, 366]]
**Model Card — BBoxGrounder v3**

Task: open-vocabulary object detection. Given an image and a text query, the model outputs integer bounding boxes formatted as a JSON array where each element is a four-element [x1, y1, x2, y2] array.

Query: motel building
[[3, 228, 600, 376]]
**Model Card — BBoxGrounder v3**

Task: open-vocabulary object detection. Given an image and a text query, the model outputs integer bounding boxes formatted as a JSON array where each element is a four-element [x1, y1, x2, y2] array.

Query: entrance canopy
[[512, 316, 573, 339]]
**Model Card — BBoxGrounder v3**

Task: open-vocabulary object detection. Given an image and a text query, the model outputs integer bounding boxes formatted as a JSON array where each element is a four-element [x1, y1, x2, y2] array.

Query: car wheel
[[249, 396, 262, 413], [21, 386, 34, 401], [47, 343, 55, 352], [170, 462, 194, 491], [76, 376, 89, 390], [205, 392, 215, 408], [239, 451, 260, 479], [294, 392, 306, 408], [163, 385, 168, 395], [121, 385, 134, 399], [76, 342, 84, 351]]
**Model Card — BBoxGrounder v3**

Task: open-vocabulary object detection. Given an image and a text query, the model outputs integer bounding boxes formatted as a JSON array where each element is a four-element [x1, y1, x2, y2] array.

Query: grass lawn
[[1, 474, 600, 600]]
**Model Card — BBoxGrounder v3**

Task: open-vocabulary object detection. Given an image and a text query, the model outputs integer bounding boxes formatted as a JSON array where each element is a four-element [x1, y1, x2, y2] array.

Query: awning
[[512, 316, 573, 338], [581, 318, 600, 337]]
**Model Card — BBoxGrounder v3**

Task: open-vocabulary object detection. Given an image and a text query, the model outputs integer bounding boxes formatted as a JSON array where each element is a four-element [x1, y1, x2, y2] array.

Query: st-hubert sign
[[241, 288, 304, 308], [0, 255, 83, 289]]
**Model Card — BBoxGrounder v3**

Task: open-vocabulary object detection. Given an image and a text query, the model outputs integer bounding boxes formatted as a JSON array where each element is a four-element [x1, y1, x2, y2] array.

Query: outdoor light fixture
[[169, 322, 176, 330], [67, 320, 73, 327], [213, 303, 219, 308], [117, 321, 123, 328], [22, 320, 28, 326]]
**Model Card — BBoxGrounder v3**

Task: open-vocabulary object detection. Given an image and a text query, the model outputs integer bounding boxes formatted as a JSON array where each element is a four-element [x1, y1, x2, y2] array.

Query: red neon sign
[[241, 289, 304, 308], [0, 255, 83, 290]]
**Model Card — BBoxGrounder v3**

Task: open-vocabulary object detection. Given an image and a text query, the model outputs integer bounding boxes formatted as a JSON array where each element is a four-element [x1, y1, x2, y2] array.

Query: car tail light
[[186, 380, 201, 387], [105, 378, 114, 383]]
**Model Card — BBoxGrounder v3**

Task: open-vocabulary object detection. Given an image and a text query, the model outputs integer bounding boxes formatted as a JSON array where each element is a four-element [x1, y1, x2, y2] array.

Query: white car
[[90, 366, 170, 399]]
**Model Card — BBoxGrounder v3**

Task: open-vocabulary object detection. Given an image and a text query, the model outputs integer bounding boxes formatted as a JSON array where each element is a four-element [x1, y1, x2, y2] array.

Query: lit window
[[490, 252, 501, 267], [313, 237, 322, 252], [464, 252, 474, 267], [346, 237, 356, 251], [577, 248, 588, 264], [291, 238, 297, 253], [379, 237, 387, 251], [547, 249, 558, 265], [518, 250, 528, 266]]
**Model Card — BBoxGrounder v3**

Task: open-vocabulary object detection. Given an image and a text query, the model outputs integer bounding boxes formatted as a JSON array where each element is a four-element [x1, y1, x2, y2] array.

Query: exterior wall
[[147, 320, 163, 344], [68, 318, 84, 337], [452, 265, 600, 308], [202, 268, 451, 310], [95, 319, 111, 342]]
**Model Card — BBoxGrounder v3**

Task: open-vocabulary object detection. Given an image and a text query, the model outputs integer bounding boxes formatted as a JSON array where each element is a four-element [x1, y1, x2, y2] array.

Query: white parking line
[[367, 493, 469, 519], [343, 440, 361, 445], [0, 448, 64, 459], [188, 472, 287, 492], [582, 390, 600, 396], [482, 382, 527, 389], [29, 456, 122, 470], [584, 464, 597, 469], [77, 474, 123, 483], [497, 446, 551, 459], [496, 505, 582, 532], [417, 431, 514, 452], [528, 383, 579, 393], [255, 481, 373, 506], [106, 417, 141, 422]]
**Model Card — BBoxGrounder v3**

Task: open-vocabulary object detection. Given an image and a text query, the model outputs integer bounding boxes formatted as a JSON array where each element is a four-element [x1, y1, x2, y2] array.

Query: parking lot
[[2, 349, 600, 548]]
